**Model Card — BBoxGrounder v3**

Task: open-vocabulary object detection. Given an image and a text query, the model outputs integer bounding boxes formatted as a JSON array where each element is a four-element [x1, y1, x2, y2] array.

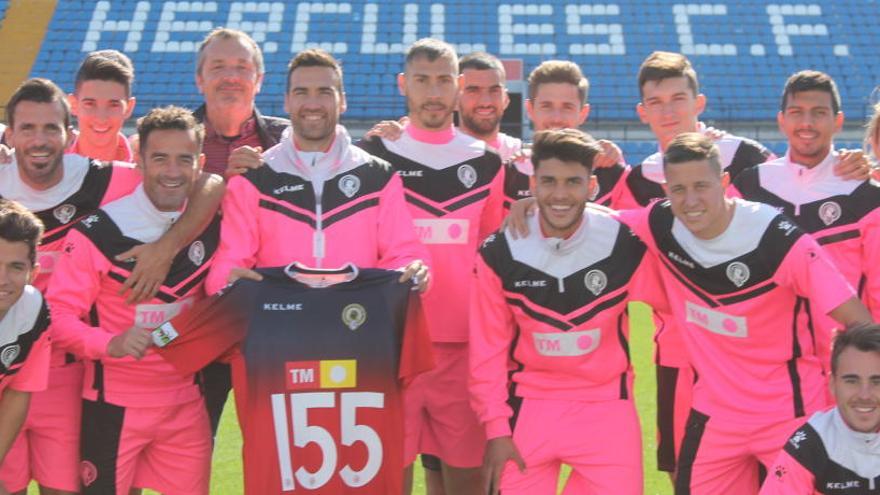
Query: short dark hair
[[405, 38, 458, 73], [460, 52, 505, 78], [780, 70, 841, 114], [0, 199, 44, 265], [196, 27, 264, 75], [831, 324, 880, 375], [664, 132, 722, 175], [287, 48, 344, 93], [528, 60, 589, 104], [74, 50, 135, 97], [137, 106, 204, 155], [6, 78, 71, 129], [531, 128, 601, 173], [638, 51, 699, 97]]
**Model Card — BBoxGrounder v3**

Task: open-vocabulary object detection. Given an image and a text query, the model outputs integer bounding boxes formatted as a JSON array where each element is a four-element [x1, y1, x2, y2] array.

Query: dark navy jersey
[[155, 266, 432, 495]]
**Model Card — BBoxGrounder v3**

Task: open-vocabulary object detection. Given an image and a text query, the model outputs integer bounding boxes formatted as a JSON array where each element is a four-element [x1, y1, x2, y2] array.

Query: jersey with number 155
[[154, 266, 433, 495]]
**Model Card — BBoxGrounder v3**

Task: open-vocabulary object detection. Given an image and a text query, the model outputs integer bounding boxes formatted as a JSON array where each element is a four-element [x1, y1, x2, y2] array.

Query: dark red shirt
[[202, 116, 264, 176]]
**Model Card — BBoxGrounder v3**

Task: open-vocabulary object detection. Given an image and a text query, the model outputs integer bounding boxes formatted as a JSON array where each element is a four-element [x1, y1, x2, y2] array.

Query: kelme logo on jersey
[[819, 201, 842, 226], [533, 329, 601, 356], [53, 204, 77, 224], [81, 214, 100, 228], [342, 303, 367, 330], [0, 344, 20, 368], [686, 301, 748, 338], [584, 269, 607, 296], [188, 240, 205, 266], [725, 262, 750, 287], [338, 174, 361, 198], [285, 360, 357, 390], [457, 164, 477, 188]]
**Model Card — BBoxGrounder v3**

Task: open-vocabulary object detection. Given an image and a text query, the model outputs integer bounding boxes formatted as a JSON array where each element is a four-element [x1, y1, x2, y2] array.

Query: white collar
[[783, 147, 838, 184], [102, 184, 181, 243]]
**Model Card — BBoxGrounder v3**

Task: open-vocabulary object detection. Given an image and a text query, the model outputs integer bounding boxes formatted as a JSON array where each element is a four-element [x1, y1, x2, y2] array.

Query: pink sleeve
[[46, 230, 115, 359], [860, 210, 880, 320], [607, 165, 633, 210], [9, 331, 50, 393], [101, 163, 142, 205], [774, 235, 855, 317], [376, 173, 431, 271], [617, 205, 653, 243], [478, 165, 506, 241], [726, 183, 744, 199], [468, 254, 517, 439], [630, 250, 670, 314], [206, 177, 261, 295], [758, 450, 816, 495]]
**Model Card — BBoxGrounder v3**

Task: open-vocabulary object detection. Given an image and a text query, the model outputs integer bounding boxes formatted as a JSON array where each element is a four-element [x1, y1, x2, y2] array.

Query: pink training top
[[621, 199, 854, 422], [206, 125, 429, 295], [470, 206, 668, 439], [48, 186, 220, 407], [730, 149, 880, 366], [0, 286, 51, 398], [358, 124, 505, 342], [485, 132, 522, 163], [0, 155, 142, 368]]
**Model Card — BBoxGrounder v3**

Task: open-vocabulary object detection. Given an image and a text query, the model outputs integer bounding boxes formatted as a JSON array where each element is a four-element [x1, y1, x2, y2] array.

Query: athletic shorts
[[404, 342, 485, 468], [656, 364, 695, 473], [675, 409, 807, 495], [80, 397, 211, 495], [499, 397, 643, 494], [0, 362, 83, 493]]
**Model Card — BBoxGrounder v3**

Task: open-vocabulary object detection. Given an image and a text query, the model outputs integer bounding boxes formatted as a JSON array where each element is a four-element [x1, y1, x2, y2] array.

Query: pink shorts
[[80, 398, 211, 495], [675, 410, 807, 495], [656, 364, 694, 473], [404, 342, 485, 468], [499, 397, 643, 494], [0, 362, 83, 492]]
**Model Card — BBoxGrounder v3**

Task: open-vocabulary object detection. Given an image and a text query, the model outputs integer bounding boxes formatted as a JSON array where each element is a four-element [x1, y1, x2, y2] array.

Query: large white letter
[[291, 3, 352, 54], [498, 4, 556, 56], [82, 1, 150, 53], [151, 1, 218, 53], [227, 2, 284, 54], [427, 4, 486, 54], [766, 4, 847, 57], [672, 4, 736, 56], [360, 3, 418, 54], [566, 4, 625, 56]]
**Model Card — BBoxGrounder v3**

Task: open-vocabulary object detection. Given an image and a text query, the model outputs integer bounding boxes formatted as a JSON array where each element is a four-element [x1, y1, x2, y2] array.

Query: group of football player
[[0, 25, 879, 495]]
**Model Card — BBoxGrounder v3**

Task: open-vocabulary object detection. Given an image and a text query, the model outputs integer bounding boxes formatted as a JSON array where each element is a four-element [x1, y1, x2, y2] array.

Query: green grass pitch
[[30, 303, 671, 494]]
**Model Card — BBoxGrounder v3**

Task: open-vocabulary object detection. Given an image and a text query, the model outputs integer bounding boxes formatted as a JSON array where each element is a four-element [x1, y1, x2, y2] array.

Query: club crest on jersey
[[0, 344, 19, 368], [726, 261, 750, 287], [188, 240, 205, 266], [584, 269, 607, 296], [338, 174, 361, 198], [53, 204, 77, 224], [457, 164, 477, 188], [818, 201, 842, 226], [342, 303, 367, 330]]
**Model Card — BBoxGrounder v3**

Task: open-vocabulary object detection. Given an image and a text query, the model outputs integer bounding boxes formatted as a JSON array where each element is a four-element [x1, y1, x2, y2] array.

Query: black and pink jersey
[[155, 266, 433, 495], [621, 199, 855, 422], [621, 129, 773, 209], [0, 286, 51, 398], [47, 186, 220, 407], [761, 407, 880, 494], [206, 126, 428, 295], [730, 150, 880, 329], [470, 206, 667, 439], [358, 126, 504, 342]]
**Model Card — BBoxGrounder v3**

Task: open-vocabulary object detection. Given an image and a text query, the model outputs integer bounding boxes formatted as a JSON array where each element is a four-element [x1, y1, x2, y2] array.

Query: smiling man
[[471, 128, 667, 494], [620, 132, 873, 495], [67, 50, 136, 162], [761, 325, 880, 495], [47, 107, 219, 494]]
